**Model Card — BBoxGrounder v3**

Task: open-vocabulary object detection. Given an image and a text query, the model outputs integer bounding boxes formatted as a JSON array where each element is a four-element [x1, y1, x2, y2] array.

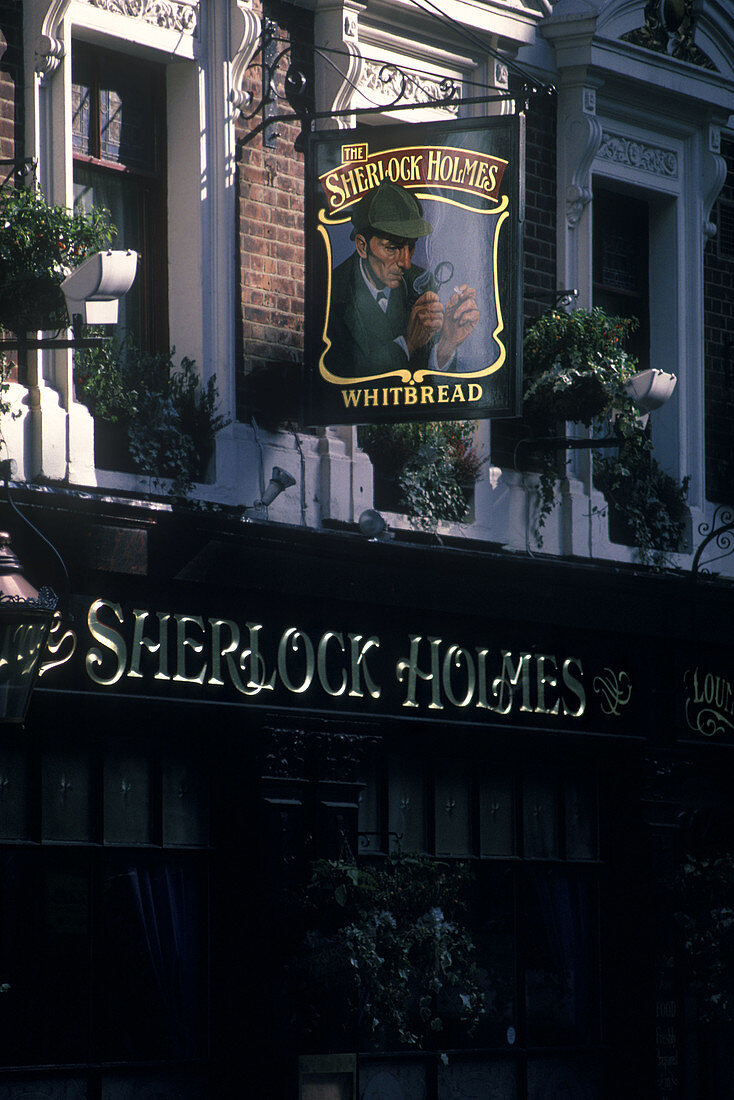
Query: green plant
[[523, 308, 639, 431], [358, 421, 484, 526], [593, 415, 689, 567], [675, 855, 734, 1022], [0, 184, 114, 334], [292, 852, 485, 1049], [522, 308, 688, 563], [74, 338, 227, 498]]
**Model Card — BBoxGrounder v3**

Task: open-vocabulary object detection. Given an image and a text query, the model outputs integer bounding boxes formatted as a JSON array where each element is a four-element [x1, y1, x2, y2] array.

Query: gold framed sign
[[305, 116, 524, 425]]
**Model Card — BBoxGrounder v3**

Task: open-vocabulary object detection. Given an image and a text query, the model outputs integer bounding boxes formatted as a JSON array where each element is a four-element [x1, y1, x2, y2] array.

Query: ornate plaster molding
[[230, 0, 262, 116], [331, 7, 362, 128], [597, 132, 678, 179], [36, 0, 72, 78], [703, 126, 727, 243], [79, 0, 199, 35], [313, 0, 365, 130], [359, 60, 460, 116], [563, 93, 603, 228]]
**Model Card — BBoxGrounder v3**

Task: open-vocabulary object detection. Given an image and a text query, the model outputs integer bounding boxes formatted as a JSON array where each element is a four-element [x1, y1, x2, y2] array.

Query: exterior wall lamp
[[358, 509, 393, 540], [0, 459, 68, 725], [0, 530, 57, 724], [244, 466, 297, 519]]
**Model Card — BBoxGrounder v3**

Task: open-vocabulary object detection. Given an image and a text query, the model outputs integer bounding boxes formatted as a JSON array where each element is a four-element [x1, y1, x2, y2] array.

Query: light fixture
[[260, 466, 297, 506], [624, 368, 677, 413], [244, 466, 297, 519], [61, 249, 138, 335], [0, 531, 57, 724], [358, 509, 392, 540]]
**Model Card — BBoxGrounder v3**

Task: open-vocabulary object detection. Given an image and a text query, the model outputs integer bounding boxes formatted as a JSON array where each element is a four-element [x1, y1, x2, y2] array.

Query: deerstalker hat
[[349, 180, 433, 240]]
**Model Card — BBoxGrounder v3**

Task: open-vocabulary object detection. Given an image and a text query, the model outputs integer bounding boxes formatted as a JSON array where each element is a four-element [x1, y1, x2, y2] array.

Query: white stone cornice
[[79, 0, 199, 34], [230, 0, 262, 116]]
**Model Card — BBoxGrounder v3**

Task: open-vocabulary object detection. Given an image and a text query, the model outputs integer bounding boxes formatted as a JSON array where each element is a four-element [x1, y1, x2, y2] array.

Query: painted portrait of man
[[324, 179, 480, 381]]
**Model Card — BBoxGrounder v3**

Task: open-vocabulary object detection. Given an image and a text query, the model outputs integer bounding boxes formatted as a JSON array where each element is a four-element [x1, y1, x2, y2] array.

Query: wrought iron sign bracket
[[240, 24, 555, 148], [691, 505, 734, 577]]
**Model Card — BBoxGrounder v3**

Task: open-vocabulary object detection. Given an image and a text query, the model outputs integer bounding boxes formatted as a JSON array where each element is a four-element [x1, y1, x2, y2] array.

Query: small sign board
[[305, 116, 524, 426]]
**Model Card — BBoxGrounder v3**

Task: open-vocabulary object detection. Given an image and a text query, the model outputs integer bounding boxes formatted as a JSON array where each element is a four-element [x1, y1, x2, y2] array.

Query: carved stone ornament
[[35, 0, 72, 78], [360, 61, 460, 115], [622, 0, 715, 71], [230, 0, 262, 116], [80, 0, 199, 35], [598, 132, 678, 179]]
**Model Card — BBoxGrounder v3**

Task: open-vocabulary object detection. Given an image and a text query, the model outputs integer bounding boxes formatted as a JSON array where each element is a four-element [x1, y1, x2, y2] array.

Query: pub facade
[[1, 0, 734, 1098]]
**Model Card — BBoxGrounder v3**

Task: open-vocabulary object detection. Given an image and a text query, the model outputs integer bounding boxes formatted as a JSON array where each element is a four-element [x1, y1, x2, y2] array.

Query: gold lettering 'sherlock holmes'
[[81, 599, 588, 718]]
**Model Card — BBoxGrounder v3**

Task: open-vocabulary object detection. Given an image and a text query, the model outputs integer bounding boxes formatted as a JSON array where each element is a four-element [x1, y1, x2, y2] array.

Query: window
[[72, 44, 168, 353], [357, 747, 607, 1099], [0, 726, 210, 1094], [593, 190, 650, 370]]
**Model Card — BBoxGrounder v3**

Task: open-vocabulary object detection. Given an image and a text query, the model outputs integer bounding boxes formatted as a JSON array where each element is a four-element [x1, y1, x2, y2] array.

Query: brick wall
[[0, 2, 23, 171], [523, 91, 557, 318], [491, 91, 557, 466], [235, 0, 311, 421], [704, 137, 734, 504]]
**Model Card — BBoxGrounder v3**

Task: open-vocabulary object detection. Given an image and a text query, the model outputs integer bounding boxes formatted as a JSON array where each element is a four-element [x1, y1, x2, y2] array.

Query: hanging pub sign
[[304, 116, 524, 426]]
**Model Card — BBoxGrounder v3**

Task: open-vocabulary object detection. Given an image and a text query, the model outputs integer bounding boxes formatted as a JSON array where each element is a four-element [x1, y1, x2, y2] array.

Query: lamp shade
[[0, 532, 57, 724]]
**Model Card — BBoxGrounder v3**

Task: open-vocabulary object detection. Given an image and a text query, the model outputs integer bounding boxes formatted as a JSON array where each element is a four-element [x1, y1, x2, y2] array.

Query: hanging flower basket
[[523, 307, 639, 431]]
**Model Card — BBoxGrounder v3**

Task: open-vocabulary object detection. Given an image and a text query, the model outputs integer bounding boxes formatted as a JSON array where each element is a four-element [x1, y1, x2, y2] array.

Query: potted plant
[[522, 308, 689, 563], [357, 421, 485, 526], [0, 183, 114, 334], [290, 851, 486, 1051], [523, 307, 639, 432], [74, 337, 227, 497]]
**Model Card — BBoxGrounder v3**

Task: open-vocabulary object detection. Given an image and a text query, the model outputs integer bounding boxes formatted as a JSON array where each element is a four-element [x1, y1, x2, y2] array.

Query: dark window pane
[[104, 747, 151, 844], [479, 769, 515, 856], [388, 755, 425, 853], [360, 1061, 428, 1099], [0, 852, 39, 1065], [0, 742, 29, 840], [357, 753, 383, 854], [472, 865, 516, 1047], [435, 763, 471, 856], [42, 749, 92, 842], [438, 1059, 518, 1099], [72, 80, 92, 156], [527, 1055, 603, 1099], [99, 73, 155, 170], [565, 774, 599, 861], [101, 1070, 210, 1100], [100, 854, 208, 1061], [163, 751, 210, 847], [524, 871, 596, 1046], [41, 850, 91, 1063], [523, 772, 558, 859]]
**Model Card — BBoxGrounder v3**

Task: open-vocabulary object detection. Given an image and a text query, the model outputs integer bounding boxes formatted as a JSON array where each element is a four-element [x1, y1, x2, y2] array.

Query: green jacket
[[324, 252, 435, 380]]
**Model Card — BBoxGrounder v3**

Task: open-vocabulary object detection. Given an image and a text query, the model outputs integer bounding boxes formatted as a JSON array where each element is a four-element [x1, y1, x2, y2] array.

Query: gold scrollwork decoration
[[38, 614, 77, 678], [592, 668, 632, 717]]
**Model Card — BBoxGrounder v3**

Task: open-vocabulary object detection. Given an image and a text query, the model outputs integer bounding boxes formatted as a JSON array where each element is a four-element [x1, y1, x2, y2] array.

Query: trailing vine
[[358, 421, 485, 527]]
